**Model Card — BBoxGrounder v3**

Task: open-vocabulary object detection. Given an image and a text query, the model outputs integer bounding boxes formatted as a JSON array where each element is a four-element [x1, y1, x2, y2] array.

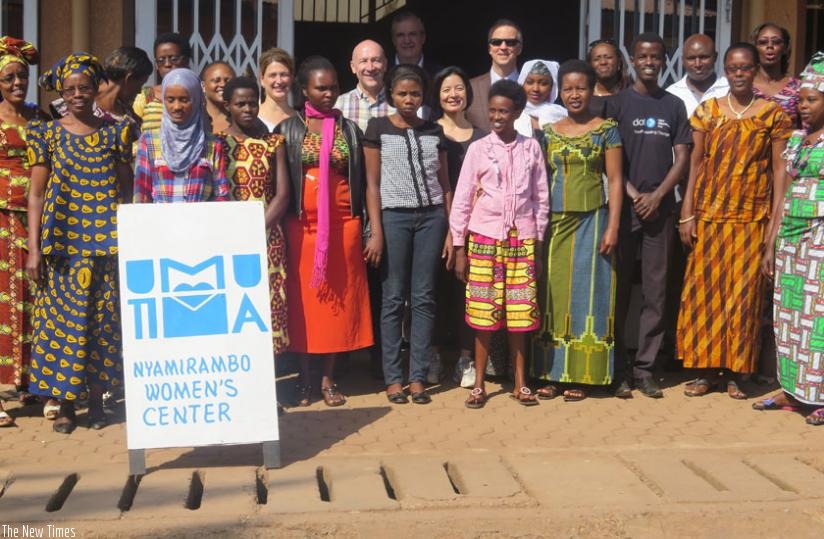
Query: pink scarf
[[304, 102, 341, 288]]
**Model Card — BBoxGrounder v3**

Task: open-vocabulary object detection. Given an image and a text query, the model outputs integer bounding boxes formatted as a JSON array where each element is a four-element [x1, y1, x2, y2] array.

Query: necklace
[[727, 93, 756, 119]]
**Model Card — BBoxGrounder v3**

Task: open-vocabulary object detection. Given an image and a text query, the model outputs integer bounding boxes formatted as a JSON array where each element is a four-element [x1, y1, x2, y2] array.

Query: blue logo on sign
[[645, 117, 657, 129], [125, 255, 266, 339]]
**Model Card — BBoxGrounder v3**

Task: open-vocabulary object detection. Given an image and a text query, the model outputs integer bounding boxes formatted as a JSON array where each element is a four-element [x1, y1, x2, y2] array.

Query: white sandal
[[43, 401, 60, 420], [0, 411, 15, 427]]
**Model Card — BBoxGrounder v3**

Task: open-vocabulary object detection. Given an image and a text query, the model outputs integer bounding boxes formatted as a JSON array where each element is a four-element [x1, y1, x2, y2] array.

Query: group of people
[[0, 10, 823, 434]]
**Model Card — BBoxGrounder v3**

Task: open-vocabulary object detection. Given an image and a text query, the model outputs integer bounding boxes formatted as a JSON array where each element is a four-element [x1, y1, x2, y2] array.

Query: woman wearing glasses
[[133, 33, 190, 133], [677, 43, 792, 399], [26, 53, 134, 433], [0, 37, 47, 427], [751, 23, 800, 126]]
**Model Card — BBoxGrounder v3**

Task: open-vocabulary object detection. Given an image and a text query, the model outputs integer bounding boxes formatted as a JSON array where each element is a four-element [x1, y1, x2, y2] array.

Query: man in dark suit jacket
[[390, 10, 443, 79], [466, 19, 523, 130]]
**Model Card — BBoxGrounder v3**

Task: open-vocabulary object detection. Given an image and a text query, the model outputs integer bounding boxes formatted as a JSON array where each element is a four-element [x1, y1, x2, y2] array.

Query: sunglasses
[[589, 38, 617, 49], [488, 38, 521, 47], [756, 38, 784, 47]]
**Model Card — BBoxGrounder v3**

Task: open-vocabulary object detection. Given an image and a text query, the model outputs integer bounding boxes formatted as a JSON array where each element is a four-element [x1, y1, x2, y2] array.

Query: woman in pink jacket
[[450, 79, 550, 409]]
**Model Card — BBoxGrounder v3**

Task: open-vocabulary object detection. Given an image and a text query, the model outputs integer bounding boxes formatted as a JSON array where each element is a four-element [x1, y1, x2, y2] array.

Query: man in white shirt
[[466, 19, 523, 130], [666, 34, 729, 117]]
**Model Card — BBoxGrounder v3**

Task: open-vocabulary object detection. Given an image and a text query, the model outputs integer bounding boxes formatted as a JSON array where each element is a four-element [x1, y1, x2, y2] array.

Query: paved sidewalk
[[0, 358, 822, 537]]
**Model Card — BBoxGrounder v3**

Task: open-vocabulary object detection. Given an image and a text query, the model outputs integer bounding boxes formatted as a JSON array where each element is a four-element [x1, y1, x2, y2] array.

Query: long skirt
[[28, 255, 122, 400], [678, 219, 765, 373], [0, 209, 33, 386], [774, 214, 824, 405], [267, 225, 289, 355], [531, 208, 615, 385]]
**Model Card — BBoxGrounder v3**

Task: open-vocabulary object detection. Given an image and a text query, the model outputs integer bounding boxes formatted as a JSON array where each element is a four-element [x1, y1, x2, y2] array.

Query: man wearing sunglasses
[[466, 19, 523, 130]]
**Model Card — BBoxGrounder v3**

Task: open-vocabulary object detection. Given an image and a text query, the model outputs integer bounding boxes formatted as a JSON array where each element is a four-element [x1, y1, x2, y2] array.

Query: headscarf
[[38, 52, 107, 92], [303, 100, 341, 288], [160, 68, 206, 174], [0, 36, 38, 72], [518, 59, 560, 106], [799, 51, 824, 93]]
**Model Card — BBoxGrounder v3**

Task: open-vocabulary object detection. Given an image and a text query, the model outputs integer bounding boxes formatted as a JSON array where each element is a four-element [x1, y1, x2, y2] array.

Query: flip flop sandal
[[510, 387, 539, 407], [536, 384, 559, 400], [0, 411, 15, 428], [563, 388, 587, 402], [684, 378, 714, 397], [465, 387, 487, 409], [43, 401, 61, 420], [805, 408, 824, 426], [320, 385, 346, 407], [727, 380, 747, 400], [752, 395, 801, 411]]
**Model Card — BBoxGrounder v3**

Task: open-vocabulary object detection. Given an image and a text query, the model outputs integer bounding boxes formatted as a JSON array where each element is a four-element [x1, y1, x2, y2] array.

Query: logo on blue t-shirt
[[124, 255, 267, 339]]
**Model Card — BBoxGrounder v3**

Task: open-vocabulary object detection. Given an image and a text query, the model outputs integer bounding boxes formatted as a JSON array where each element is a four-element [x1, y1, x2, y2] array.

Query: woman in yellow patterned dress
[[26, 53, 134, 434], [0, 37, 47, 427], [220, 77, 289, 353]]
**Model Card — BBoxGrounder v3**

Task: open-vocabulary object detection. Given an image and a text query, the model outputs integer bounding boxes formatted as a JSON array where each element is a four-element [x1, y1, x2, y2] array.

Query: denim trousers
[[381, 206, 447, 385]]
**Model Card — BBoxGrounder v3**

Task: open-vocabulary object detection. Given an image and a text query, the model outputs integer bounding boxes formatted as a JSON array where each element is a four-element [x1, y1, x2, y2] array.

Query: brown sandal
[[320, 385, 346, 407], [510, 387, 539, 406], [727, 380, 747, 400], [684, 378, 714, 397], [563, 388, 587, 402], [465, 387, 487, 409], [536, 384, 559, 400]]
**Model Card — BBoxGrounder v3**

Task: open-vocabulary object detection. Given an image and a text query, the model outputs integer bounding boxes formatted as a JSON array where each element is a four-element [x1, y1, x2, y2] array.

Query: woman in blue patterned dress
[[26, 53, 134, 433]]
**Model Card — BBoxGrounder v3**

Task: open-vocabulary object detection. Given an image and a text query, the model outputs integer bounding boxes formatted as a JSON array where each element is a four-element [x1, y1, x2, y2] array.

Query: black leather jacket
[[275, 113, 365, 218]]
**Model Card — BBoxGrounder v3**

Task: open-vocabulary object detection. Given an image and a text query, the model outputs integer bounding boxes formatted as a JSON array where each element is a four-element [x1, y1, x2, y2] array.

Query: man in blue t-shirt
[[606, 33, 692, 398]]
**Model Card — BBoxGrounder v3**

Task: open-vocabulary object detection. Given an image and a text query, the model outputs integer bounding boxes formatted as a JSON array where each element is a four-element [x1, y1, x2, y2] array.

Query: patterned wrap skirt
[[266, 224, 289, 355], [774, 213, 824, 405], [0, 209, 33, 386], [531, 207, 615, 385], [465, 229, 538, 332], [28, 255, 122, 400], [678, 219, 766, 373]]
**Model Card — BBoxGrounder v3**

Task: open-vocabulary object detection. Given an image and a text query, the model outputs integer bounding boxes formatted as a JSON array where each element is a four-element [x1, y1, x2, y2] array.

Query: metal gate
[[581, 0, 733, 86], [135, 0, 293, 81]]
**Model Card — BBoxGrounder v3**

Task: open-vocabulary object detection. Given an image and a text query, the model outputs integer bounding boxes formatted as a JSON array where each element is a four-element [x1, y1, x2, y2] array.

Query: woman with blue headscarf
[[26, 52, 134, 433], [133, 67, 229, 203]]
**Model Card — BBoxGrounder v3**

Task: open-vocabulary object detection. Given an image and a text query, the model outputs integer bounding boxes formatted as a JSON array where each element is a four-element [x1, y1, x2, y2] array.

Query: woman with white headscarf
[[133, 67, 230, 203], [515, 59, 567, 137]]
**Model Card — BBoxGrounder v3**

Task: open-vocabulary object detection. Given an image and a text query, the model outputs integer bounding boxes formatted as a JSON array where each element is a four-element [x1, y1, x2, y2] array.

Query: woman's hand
[[599, 226, 619, 255], [453, 246, 467, 283], [363, 231, 383, 268], [679, 220, 697, 249], [26, 247, 41, 283], [761, 236, 776, 280], [442, 231, 455, 271]]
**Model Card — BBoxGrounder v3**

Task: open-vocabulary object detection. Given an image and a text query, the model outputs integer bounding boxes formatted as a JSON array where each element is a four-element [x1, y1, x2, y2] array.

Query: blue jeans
[[381, 206, 447, 386]]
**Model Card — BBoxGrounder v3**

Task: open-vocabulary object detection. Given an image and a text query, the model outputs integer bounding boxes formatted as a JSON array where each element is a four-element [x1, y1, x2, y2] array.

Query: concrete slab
[[264, 463, 332, 514], [621, 453, 728, 503], [508, 454, 661, 508], [380, 456, 458, 505], [744, 454, 824, 498], [199, 467, 258, 516], [124, 468, 194, 518], [56, 468, 124, 521], [0, 468, 73, 522], [444, 454, 522, 499], [321, 459, 399, 511]]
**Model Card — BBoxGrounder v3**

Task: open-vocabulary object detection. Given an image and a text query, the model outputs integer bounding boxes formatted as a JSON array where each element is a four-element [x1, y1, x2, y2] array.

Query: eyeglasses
[[58, 85, 94, 97], [724, 64, 756, 74], [156, 54, 185, 65], [756, 38, 784, 47], [488, 38, 521, 47], [0, 71, 29, 84]]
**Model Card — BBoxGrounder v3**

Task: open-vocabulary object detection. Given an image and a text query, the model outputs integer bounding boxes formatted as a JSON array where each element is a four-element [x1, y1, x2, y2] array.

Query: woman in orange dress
[[0, 37, 47, 426], [277, 57, 374, 406]]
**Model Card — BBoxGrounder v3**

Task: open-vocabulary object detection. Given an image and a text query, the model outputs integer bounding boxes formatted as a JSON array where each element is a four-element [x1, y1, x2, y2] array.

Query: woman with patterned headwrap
[[26, 53, 134, 433], [759, 51, 824, 425], [0, 37, 48, 427]]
